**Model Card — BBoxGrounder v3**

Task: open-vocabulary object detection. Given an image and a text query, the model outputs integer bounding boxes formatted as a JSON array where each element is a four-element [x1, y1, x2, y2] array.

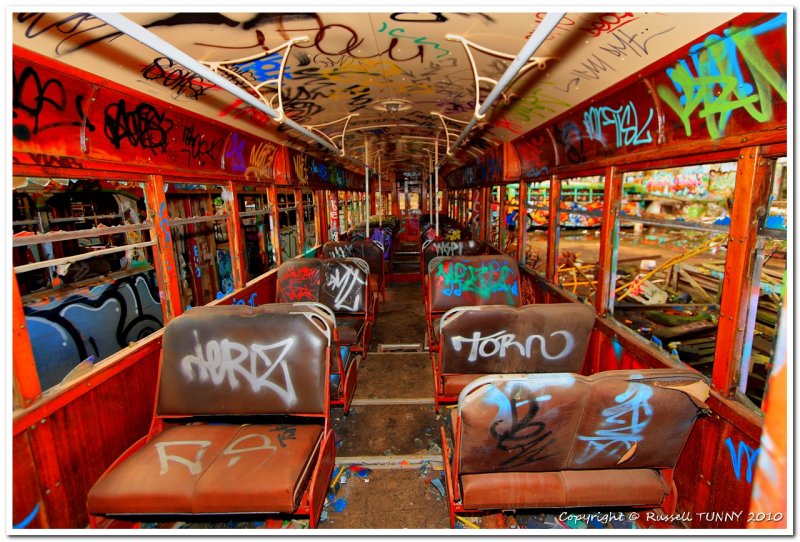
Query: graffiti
[[225, 132, 246, 173], [323, 264, 365, 311], [583, 101, 654, 148], [181, 330, 298, 402], [326, 245, 351, 258], [24, 153, 84, 169], [141, 56, 212, 100], [16, 12, 112, 55], [12, 503, 40, 529], [598, 27, 675, 59], [293, 153, 309, 185], [237, 51, 293, 82], [576, 382, 653, 463], [155, 433, 278, 475], [180, 125, 223, 167], [245, 141, 279, 180], [657, 14, 787, 139], [280, 266, 320, 302], [378, 21, 447, 59], [426, 241, 480, 258], [192, 245, 201, 278], [13, 65, 94, 141], [390, 13, 448, 23], [24, 272, 163, 389], [216, 249, 234, 294], [271, 424, 297, 447], [516, 135, 550, 178], [579, 13, 638, 37], [451, 330, 575, 362], [103, 99, 174, 154], [490, 393, 555, 468], [155, 440, 210, 475], [435, 260, 519, 300], [506, 86, 572, 124], [158, 202, 171, 242], [554, 121, 585, 164], [725, 437, 760, 484], [556, 54, 616, 94]]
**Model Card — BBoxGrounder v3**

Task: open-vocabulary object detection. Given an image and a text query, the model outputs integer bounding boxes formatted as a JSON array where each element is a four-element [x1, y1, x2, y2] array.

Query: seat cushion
[[336, 318, 364, 345], [460, 469, 667, 510], [88, 423, 323, 515], [442, 373, 483, 397]]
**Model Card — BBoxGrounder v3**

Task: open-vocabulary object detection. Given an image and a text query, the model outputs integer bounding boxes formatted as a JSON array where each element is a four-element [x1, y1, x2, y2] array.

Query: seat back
[[456, 369, 709, 475], [439, 303, 594, 375], [351, 239, 384, 279], [422, 240, 486, 274], [428, 255, 521, 312], [321, 241, 353, 259], [158, 304, 331, 416], [277, 258, 369, 314]]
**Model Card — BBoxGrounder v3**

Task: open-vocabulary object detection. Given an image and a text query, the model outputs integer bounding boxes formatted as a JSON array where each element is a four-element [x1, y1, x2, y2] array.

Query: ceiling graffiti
[[12, 11, 736, 179]]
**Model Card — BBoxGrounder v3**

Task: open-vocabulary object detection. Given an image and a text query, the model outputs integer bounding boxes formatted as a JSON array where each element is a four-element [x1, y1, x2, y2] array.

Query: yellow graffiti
[[293, 153, 309, 185], [245, 141, 278, 180]]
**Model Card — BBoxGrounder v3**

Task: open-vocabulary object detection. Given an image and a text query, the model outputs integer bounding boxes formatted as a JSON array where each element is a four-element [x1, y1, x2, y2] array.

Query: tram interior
[[10, 9, 789, 533]]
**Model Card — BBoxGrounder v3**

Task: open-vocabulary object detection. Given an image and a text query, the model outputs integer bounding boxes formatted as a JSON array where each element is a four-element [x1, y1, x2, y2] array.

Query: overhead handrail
[[435, 12, 564, 167]]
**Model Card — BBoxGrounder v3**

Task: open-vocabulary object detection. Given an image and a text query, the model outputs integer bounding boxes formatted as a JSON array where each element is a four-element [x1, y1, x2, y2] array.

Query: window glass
[[737, 157, 787, 408], [301, 189, 316, 252], [238, 188, 275, 281], [277, 190, 299, 261], [489, 186, 500, 247], [612, 163, 736, 386], [502, 184, 520, 254], [165, 183, 229, 308], [12, 177, 161, 393]]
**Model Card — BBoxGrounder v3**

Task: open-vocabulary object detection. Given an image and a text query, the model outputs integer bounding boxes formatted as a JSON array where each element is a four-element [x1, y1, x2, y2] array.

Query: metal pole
[[378, 154, 383, 226], [428, 152, 433, 226], [91, 12, 368, 169], [435, 139, 440, 237], [437, 12, 564, 167], [365, 137, 370, 240]]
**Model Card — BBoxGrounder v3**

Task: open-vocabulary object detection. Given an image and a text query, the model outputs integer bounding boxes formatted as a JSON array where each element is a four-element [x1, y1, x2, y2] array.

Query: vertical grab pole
[[378, 154, 383, 226], [428, 152, 433, 226], [365, 137, 370, 240], [435, 138, 439, 237]]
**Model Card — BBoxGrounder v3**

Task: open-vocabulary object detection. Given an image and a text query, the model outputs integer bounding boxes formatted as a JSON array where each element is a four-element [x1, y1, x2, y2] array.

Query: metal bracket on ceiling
[[430, 112, 470, 157], [202, 36, 308, 124], [304, 114, 359, 157], [445, 34, 558, 122], [430, 12, 564, 169]]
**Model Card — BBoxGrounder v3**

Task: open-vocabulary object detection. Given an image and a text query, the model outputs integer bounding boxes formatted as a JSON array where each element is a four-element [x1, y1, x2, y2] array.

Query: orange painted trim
[[13, 278, 41, 406], [144, 175, 182, 321], [595, 167, 621, 315], [545, 174, 562, 283], [225, 181, 247, 290], [712, 147, 772, 396]]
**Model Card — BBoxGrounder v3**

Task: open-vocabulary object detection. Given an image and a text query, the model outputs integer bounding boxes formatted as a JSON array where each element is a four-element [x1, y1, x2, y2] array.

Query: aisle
[[319, 282, 451, 529]]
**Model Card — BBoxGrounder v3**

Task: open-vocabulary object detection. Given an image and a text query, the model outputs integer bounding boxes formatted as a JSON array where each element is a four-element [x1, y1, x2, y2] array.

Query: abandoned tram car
[[10, 10, 789, 531]]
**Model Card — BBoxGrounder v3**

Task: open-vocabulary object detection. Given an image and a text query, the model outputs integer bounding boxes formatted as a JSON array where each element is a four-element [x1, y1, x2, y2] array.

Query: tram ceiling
[[12, 11, 735, 176]]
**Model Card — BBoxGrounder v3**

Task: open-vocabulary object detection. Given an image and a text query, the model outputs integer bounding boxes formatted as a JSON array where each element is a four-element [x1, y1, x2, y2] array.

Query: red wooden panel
[[213, 268, 278, 308], [550, 79, 657, 167], [12, 432, 47, 529], [653, 13, 787, 144], [18, 352, 159, 528], [12, 57, 94, 160], [513, 127, 557, 180]]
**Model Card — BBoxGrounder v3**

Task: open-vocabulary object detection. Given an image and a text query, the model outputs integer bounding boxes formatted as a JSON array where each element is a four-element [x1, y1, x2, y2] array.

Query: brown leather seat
[[425, 255, 521, 353], [434, 303, 595, 408], [421, 240, 486, 275], [441, 369, 710, 527], [276, 259, 370, 412], [87, 304, 336, 527]]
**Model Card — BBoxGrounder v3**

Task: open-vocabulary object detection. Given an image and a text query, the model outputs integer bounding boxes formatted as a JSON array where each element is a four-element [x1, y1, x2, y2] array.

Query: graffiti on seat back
[[434, 259, 519, 302]]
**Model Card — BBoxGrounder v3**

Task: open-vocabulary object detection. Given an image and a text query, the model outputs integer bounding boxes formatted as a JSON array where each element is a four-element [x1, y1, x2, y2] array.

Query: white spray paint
[[451, 329, 575, 362]]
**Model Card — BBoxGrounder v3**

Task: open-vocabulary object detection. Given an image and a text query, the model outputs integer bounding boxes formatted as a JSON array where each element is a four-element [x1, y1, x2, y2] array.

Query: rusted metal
[[594, 166, 621, 315], [143, 175, 182, 322]]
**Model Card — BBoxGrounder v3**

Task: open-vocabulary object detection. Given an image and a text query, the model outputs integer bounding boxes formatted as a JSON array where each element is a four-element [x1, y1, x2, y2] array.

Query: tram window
[[301, 189, 317, 252], [277, 189, 299, 261], [238, 188, 276, 281], [524, 181, 550, 277], [501, 184, 519, 254], [165, 184, 231, 307], [13, 177, 161, 393], [488, 186, 500, 247], [611, 163, 736, 390], [737, 157, 787, 408]]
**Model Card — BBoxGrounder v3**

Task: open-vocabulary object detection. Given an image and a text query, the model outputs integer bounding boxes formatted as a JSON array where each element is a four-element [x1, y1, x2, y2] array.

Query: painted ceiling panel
[[12, 11, 736, 176]]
